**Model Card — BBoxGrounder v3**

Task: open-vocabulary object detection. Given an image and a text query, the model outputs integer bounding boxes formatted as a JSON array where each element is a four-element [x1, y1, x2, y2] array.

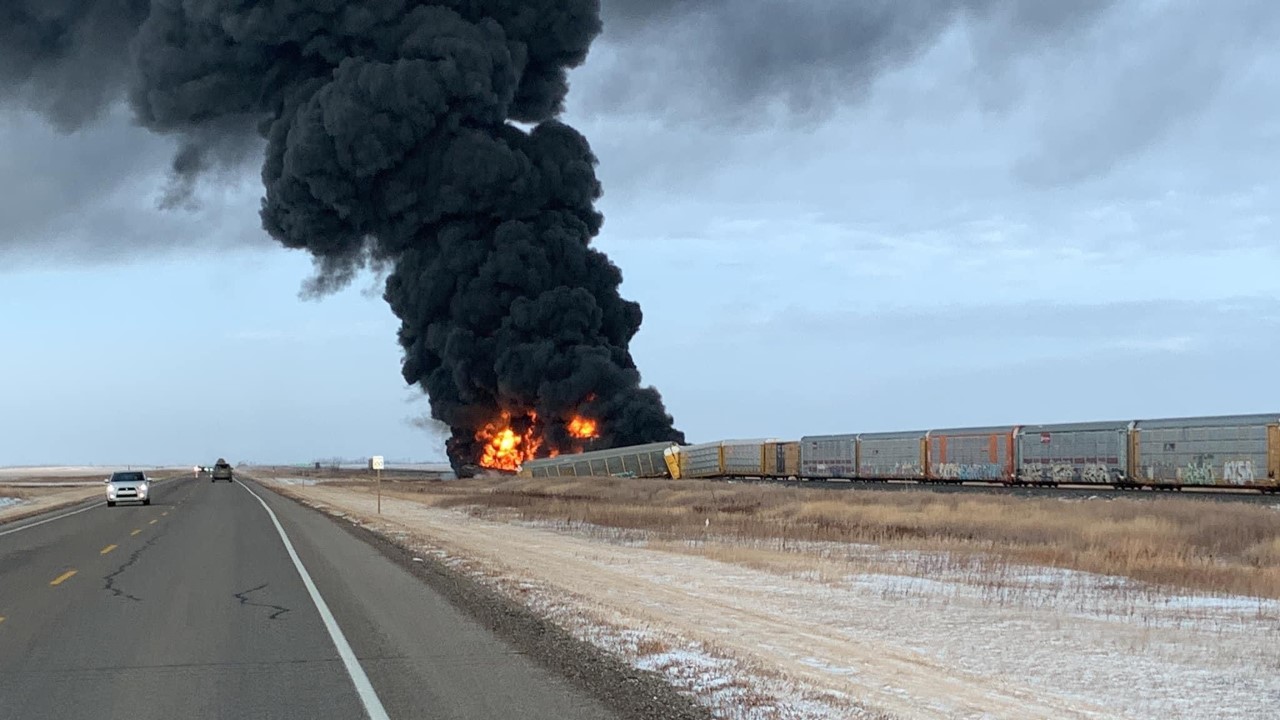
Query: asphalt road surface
[[0, 476, 619, 720]]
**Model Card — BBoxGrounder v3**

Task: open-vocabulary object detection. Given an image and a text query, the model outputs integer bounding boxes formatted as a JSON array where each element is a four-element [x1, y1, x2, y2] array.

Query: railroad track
[[728, 476, 1280, 504]]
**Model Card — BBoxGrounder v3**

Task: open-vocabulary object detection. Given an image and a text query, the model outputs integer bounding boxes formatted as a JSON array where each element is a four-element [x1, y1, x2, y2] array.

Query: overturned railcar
[[678, 439, 775, 479], [518, 442, 679, 479]]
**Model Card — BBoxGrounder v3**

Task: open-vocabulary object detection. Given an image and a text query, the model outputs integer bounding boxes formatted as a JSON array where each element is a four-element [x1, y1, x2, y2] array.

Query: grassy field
[[363, 475, 1280, 600]]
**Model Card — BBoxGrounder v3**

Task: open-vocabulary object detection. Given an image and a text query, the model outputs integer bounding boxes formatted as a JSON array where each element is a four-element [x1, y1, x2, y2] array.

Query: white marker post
[[370, 455, 385, 514]]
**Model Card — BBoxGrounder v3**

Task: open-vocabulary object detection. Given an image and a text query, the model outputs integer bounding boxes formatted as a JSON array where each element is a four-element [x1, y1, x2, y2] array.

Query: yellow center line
[[131, 529, 142, 536], [149, 519, 157, 525], [50, 570, 77, 586], [0, 616, 6, 624], [162, 512, 169, 516], [100, 544, 118, 555]]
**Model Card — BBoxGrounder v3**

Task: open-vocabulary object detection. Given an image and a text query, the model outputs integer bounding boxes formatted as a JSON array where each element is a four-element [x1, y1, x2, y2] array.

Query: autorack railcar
[[1131, 414, 1279, 488], [857, 431, 927, 481], [926, 425, 1018, 483], [518, 441, 680, 479], [1016, 420, 1131, 486], [514, 413, 1280, 493]]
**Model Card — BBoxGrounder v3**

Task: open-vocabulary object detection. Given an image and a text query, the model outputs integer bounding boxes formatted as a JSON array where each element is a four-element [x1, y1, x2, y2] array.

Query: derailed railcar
[[1016, 421, 1130, 485], [859, 430, 927, 480], [926, 425, 1018, 483], [1132, 414, 1280, 489], [799, 434, 858, 479], [519, 442, 679, 479], [678, 439, 773, 479]]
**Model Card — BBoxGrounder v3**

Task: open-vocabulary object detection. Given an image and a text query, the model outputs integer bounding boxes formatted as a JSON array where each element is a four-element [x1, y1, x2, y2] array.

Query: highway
[[0, 475, 620, 720]]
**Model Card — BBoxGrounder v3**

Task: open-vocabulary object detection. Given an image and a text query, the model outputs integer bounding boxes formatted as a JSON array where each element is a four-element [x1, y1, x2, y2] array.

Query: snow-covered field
[[271, 476, 323, 486], [0, 465, 174, 479], [269, 481, 1280, 720]]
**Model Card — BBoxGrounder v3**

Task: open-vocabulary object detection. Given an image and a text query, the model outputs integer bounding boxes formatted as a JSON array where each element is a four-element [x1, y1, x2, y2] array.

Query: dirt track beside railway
[[260, 474, 1280, 720]]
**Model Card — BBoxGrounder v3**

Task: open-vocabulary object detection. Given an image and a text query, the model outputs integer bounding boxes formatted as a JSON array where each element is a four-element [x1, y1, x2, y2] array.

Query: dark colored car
[[212, 459, 233, 482]]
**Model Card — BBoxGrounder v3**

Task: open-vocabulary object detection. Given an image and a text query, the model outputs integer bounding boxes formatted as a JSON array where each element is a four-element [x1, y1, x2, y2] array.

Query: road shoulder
[[0, 487, 102, 527], [248, 476, 712, 720]]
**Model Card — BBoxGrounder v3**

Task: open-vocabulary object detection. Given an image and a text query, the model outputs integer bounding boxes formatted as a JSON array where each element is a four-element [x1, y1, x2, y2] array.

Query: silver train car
[[518, 442, 680, 479], [513, 413, 1280, 493], [794, 413, 1279, 490]]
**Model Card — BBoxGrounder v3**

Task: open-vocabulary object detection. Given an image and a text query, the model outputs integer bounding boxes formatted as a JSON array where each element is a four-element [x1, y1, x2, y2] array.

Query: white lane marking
[[235, 479, 391, 720], [0, 501, 100, 538], [0, 476, 187, 538]]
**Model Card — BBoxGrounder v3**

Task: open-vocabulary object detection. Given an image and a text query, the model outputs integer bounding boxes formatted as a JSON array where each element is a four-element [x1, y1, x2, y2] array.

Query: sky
[[2, 1, 1278, 466]]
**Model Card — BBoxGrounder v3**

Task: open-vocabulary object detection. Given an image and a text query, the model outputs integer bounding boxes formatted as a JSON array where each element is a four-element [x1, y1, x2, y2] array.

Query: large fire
[[475, 409, 601, 471], [568, 415, 599, 440], [476, 411, 543, 472]]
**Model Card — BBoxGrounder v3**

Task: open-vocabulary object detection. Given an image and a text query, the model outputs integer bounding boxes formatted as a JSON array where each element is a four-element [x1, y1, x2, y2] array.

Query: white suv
[[105, 471, 151, 507]]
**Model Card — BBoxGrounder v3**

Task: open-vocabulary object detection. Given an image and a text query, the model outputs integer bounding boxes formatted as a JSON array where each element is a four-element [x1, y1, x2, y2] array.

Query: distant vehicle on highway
[[105, 471, 150, 507], [212, 459, 233, 482]]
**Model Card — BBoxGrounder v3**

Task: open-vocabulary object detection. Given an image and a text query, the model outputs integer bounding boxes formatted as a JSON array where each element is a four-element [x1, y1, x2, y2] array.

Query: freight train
[[518, 413, 1280, 493]]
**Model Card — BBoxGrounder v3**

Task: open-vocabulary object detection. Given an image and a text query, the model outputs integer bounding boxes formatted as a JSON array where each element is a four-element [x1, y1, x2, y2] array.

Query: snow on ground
[[270, 476, 322, 486], [273, 482, 1280, 720], [0, 465, 174, 479], [0, 497, 25, 510]]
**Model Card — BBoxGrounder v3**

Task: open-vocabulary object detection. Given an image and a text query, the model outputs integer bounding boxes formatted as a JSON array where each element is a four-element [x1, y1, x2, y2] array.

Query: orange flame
[[475, 408, 600, 470], [567, 415, 599, 440], [477, 411, 542, 472]]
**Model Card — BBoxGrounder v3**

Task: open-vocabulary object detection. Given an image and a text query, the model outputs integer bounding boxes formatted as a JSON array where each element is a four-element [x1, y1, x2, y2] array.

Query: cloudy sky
[[2, 1, 1277, 466]]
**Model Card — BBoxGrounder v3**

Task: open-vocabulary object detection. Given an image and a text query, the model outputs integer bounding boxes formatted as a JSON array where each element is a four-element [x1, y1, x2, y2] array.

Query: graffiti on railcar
[[1018, 462, 1115, 484], [802, 462, 858, 478], [860, 462, 923, 478], [1177, 455, 1215, 485], [1223, 460, 1256, 485], [1083, 464, 1114, 484], [934, 462, 1003, 481]]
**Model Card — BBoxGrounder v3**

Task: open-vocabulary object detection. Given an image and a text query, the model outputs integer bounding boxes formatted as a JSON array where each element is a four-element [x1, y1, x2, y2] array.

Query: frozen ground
[[269, 481, 1280, 720], [270, 476, 323, 486], [0, 465, 175, 479], [0, 485, 101, 523]]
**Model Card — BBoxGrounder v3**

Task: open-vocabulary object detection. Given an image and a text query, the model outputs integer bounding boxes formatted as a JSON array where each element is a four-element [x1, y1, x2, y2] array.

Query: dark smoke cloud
[[0, 0, 149, 130], [593, 0, 1119, 122], [1, 0, 684, 470]]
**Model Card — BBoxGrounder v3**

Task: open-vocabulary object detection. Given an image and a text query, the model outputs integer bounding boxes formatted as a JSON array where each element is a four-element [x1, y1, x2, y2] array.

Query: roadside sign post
[[370, 456, 385, 514]]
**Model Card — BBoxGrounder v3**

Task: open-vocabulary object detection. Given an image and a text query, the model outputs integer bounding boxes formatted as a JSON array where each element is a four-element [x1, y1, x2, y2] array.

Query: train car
[[678, 439, 773, 479], [519, 441, 679, 479], [1131, 414, 1280, 489], [799, 434, 858, 479], [676, 441, 724, 479], [763, 440, 800, 479], [1016, 421, 1131, 485], [859, 430, 927, 480], [926, 425, 1018, 483]]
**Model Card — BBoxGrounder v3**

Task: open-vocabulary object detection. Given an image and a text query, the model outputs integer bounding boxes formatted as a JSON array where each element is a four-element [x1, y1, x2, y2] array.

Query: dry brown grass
[[384, 475, 1280, 600]]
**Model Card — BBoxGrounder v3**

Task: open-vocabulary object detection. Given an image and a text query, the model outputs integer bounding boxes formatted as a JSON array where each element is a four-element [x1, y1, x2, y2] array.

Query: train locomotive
[[518, 413, 1280, 493]]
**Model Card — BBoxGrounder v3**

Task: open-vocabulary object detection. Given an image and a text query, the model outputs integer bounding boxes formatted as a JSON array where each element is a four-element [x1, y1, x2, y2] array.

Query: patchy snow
[[270, 476, 321, 486], [276, 483, 1280, 720], [0, 497, 25, 510], [0, 465, 173, 478]]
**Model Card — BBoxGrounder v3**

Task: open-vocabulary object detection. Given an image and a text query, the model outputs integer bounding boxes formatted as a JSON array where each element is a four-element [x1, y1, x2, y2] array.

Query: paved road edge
[[241, 474, 713, 720]]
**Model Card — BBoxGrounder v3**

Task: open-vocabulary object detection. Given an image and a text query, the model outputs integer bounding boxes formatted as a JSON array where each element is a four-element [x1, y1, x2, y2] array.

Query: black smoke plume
[[1, 1, 685, 470]]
